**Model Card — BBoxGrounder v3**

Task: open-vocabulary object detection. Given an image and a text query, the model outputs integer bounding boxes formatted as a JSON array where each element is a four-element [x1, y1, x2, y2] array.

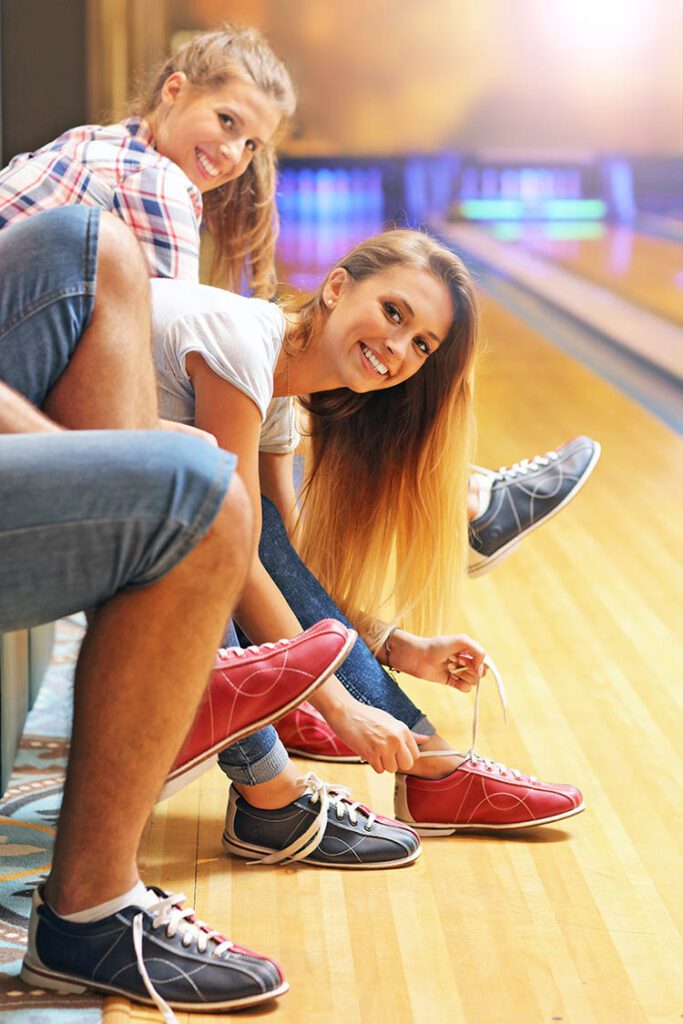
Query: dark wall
[[0, 0, 87, 165]]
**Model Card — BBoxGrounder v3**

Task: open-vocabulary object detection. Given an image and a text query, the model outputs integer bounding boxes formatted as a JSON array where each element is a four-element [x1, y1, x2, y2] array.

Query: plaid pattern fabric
[[0, 117, 203, 280]]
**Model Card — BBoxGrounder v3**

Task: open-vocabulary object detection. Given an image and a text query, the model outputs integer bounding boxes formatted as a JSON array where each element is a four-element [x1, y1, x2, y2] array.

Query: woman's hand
[[389, 629, 487, 693], [323, 700, 428, 774]]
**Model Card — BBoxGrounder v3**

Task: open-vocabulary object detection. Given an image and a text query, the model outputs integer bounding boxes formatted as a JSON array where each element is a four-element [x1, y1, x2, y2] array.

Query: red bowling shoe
[[394, 655, 584, 833], [394, 753, 584, 834], [275, 702, 363, 763], [159, 620, 356, 802]]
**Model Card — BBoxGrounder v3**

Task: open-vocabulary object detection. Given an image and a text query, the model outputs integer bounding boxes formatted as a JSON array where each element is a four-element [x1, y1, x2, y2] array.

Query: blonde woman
[[0, 25, 295, 295], [151, 228, 584, 866]]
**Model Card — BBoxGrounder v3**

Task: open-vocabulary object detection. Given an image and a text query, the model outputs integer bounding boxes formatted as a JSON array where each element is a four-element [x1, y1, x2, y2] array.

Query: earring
[[327, 299, 334, 307]]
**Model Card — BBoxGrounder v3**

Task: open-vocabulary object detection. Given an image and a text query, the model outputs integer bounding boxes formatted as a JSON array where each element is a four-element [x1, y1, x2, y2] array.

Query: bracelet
[[384, 625, 399, 673]]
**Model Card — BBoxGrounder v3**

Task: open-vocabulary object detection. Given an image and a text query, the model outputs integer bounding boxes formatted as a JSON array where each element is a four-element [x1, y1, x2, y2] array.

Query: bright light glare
[[540, 0, 650, 55]]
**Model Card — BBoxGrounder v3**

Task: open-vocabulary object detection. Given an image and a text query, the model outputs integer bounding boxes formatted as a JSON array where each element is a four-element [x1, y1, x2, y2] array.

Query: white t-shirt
[[150, 279, 299, 454]]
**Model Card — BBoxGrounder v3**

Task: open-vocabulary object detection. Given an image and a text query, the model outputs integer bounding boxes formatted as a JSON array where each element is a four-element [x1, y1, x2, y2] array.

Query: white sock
[[471, 471, 494, 519], [58, 880, 156, 923]]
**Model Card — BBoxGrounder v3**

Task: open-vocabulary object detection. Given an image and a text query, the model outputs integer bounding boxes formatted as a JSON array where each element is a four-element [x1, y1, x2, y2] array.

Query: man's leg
[[47, 472, 250, 912], [43, 212, 159, 429], [1, 431, 293, 1011], [0, 430, 249, 910], [0, 207, 156, 429]]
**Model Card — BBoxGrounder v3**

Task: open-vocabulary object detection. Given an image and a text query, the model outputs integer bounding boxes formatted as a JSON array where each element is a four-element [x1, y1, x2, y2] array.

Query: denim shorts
[[0, 206, 99, 405], [0, 430, 236, 632]]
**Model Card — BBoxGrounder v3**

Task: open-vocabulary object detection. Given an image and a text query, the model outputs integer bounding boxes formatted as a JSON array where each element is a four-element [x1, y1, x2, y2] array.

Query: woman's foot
[[224, 772, 421, 868], [394, 753, 584, 835], [468, 436, 601, 577]]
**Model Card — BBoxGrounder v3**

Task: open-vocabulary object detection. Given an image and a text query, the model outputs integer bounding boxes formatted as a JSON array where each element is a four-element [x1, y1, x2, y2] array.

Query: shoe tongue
[[136, 885, 165, 911]]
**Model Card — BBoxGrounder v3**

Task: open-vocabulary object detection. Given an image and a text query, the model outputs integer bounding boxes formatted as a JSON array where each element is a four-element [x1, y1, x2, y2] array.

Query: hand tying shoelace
[[132, 890, 233, 1024], [247, 772, 377, 867], [417, 656, 536, 779], [494, 449, 559, 480]]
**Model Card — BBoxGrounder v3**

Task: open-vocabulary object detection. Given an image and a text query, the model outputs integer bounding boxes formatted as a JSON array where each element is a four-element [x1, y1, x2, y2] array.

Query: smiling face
[[151, 73, 282, 194], [319, 265, 455, 392]]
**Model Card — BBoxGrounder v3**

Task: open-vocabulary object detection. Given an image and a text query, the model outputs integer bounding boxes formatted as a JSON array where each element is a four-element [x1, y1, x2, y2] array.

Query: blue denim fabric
[[216, 495, 435, 786], [0, 207, 99, 405], [216, 617, 288, 785], [257, 496, 434, 733], [0, 431, 235, 632]]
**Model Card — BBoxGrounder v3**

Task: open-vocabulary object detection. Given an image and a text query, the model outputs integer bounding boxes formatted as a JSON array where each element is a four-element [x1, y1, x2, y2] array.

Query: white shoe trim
[[20, 957, 288, 1010], [404, 802, 586, 835], [222, 829, 421, 870]]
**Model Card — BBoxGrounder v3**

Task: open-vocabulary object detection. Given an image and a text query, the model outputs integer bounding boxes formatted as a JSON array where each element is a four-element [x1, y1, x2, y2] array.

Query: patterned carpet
[[0, 616, 102, 1022]]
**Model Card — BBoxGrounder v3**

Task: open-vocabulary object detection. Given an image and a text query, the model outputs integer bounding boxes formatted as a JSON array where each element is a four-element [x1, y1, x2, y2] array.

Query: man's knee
[[0, 207, 99, 405], [95, 213, 150, 308]]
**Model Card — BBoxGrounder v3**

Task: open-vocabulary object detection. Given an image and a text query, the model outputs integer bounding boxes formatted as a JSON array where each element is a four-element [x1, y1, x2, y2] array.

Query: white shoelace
[[418, 656, 535, 779], [218, 638, 287, 660], [131, 891, 233, 1024], [248, 772, 375, 866], [494, 449, 558, 481]]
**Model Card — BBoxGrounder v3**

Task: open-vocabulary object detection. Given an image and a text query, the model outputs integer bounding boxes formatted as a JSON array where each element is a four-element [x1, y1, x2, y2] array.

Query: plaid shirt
[[0, 118, 203, 280]]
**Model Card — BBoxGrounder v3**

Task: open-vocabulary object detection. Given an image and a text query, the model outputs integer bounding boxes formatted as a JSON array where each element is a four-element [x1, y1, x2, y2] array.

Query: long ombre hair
[[287, 230, 479, 645], [134, 26, 296, 297]]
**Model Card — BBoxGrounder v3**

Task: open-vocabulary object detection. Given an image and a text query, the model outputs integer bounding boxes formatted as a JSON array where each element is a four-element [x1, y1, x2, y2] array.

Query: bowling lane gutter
[[430, 219, 683, 435]]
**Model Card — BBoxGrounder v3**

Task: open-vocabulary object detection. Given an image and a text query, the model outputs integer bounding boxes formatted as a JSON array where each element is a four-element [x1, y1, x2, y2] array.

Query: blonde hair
[[287, 230, 478, 645], [134, 25, 296, 297]]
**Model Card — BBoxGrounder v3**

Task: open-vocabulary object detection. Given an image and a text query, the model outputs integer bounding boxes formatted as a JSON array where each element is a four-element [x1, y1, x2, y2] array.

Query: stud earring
[[327, 299, 334, 307]]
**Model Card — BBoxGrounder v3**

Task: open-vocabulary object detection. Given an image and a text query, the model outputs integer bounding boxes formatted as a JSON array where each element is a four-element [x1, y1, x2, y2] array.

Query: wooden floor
[[104, 290, 683, 1024], [493, 224, 683, 326]]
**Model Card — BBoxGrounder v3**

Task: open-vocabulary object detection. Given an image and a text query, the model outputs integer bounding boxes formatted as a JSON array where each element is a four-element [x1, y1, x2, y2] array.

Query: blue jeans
[[0, 206, 99, 405], [0, 205, 237, 629], [217, 496, 435, 785], [0, 432, 235, 631]]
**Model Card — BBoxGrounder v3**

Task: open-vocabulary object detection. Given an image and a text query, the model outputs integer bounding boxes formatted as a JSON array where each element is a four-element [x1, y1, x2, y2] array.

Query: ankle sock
[[471, 472, 494, 519], [57, 880, 155, 923]]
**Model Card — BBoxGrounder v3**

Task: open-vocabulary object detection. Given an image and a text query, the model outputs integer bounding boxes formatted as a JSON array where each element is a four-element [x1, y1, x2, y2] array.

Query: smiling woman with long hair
[[149, 227, 584, 866], [0, 25, 296, 294]]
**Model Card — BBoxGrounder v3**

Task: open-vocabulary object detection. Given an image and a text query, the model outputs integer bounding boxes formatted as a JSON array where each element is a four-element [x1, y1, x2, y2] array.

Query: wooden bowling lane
[[495, 223, 683, 326], [104, 282, 683, 1024]]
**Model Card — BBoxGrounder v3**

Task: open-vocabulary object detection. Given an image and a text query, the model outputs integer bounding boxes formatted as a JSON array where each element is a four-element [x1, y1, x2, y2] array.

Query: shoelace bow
[[418, 656, 536, 780], [132, 891, 233, 1024], [248, 772, 376, 867], [494, 449, 558, 481]]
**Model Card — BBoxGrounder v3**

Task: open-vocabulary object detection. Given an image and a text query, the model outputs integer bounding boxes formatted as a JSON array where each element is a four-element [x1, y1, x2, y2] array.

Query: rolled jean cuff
[[217, 735, 289, 786], [411, 713, 437, 738]]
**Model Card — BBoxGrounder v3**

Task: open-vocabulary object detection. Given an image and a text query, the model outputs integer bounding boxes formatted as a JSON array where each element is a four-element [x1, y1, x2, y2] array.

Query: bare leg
[[44, 474, 253, 915], [467, 482, 479, 520], [234, 736, 462, 803], [43, 213, 158, 430], [406, 733, 464, 778], [234, 764, 306, 809]]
